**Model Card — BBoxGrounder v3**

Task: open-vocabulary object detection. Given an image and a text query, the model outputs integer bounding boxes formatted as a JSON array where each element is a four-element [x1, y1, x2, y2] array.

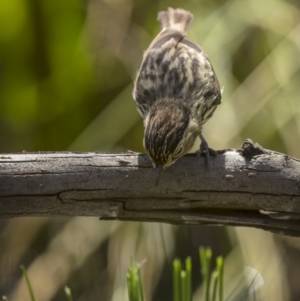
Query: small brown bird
[[133, 8, 222, 182]]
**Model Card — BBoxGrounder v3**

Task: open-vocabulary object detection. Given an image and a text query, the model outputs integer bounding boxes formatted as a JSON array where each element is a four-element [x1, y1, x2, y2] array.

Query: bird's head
[[143, 99, 200, 171]]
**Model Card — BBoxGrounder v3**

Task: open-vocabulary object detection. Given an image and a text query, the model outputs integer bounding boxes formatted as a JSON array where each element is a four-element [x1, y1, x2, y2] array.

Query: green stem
[[20, 265, 36, 301], [205, 249, 212, 301], [137, 264, 145, 301], [64, 286, 73, 301], [211, 272, 219, 301], [181, 270, 187, 301], [217, 257, 224, 301], [199, 248, 212, 301], [185, 257, 192, 301], [127, 260, 139, 301], [173, 259, 181, 301]]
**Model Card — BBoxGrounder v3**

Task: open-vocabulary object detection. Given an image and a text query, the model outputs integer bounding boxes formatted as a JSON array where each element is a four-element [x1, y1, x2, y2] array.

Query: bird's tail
[[157, 8, 193, 35]]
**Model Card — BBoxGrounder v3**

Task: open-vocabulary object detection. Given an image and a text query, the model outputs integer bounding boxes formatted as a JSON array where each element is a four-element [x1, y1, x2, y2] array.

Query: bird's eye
[[204, 90, 216, 99]]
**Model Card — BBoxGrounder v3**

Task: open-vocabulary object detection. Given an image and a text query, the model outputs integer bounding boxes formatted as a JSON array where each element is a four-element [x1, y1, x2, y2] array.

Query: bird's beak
[[155, 165, 163, 186]]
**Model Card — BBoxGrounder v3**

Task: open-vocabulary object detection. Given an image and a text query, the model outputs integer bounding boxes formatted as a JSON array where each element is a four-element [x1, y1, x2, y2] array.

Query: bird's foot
[[197, 134, 218, 165], [197, 146, 218, 157]]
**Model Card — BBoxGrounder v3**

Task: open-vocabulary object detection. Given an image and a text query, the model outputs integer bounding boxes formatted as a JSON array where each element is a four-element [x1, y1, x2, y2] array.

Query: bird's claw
[[197, 146, 218, 158], [198, 134, 217, 165]]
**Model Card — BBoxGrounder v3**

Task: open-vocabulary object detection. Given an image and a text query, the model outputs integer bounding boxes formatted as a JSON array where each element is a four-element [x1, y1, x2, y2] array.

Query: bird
[[133, 8, 222, 184]]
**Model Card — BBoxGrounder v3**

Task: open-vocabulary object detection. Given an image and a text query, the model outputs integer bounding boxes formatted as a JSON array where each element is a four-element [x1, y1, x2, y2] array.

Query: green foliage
[[127, 248, 224, 301], [20, 265, 37, 301], [1, 0, 299, 156], [127, 258, 145, 301], [64, 286, 74, 301], [199, 247, 212, 301], [20, 266, 74, 301], [173, 258, 182, 301], [173, 257, 192, 301], [216, 257, 224, 301], [199, 247, 224, 301]]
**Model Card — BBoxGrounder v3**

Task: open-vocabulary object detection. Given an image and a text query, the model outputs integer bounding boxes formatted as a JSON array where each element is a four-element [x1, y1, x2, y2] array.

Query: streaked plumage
[[133, 8, 221, 171]]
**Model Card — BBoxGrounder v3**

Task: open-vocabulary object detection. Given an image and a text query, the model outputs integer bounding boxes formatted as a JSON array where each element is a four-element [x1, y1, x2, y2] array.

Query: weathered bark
[[0, 140, 300, 236]]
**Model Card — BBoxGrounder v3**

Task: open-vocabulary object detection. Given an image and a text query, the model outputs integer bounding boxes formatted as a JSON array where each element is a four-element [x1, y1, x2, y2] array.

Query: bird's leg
[[197, 133, 218, 163]]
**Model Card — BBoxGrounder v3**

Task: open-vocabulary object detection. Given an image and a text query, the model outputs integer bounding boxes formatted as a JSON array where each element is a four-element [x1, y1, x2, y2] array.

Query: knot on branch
[[240, 139, 267, 157]]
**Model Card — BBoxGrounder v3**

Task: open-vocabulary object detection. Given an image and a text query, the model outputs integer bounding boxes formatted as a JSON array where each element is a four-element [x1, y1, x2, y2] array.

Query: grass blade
[[181, 270, 187, 301], [19, 265, 36, 301], [127, 258, 145, 301], [217, 256, 224, 301], [200, 247, 212, 301], [64, 286, 73, 301], [173, 258, 181, 301], [185, 257, 192, 301], [127, 260, 139, 301], [205, 249, 212, 301], [211, 272, 219, 301], [137, 263, 145, 301]]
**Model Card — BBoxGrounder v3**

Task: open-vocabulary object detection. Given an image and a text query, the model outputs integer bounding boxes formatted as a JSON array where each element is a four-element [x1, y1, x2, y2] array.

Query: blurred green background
[[1, 0, 300, 300]]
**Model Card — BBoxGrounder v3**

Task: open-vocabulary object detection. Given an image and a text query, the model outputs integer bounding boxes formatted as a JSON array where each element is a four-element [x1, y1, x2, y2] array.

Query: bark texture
[[1, 140, 300, 236]]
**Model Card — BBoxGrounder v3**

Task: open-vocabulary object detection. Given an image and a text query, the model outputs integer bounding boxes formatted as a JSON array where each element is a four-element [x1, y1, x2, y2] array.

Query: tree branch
[[1, 139, 300, 236]]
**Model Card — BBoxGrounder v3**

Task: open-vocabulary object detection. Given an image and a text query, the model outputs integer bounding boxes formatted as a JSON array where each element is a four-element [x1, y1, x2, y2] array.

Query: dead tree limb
[[1, 139, 300, 236]]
